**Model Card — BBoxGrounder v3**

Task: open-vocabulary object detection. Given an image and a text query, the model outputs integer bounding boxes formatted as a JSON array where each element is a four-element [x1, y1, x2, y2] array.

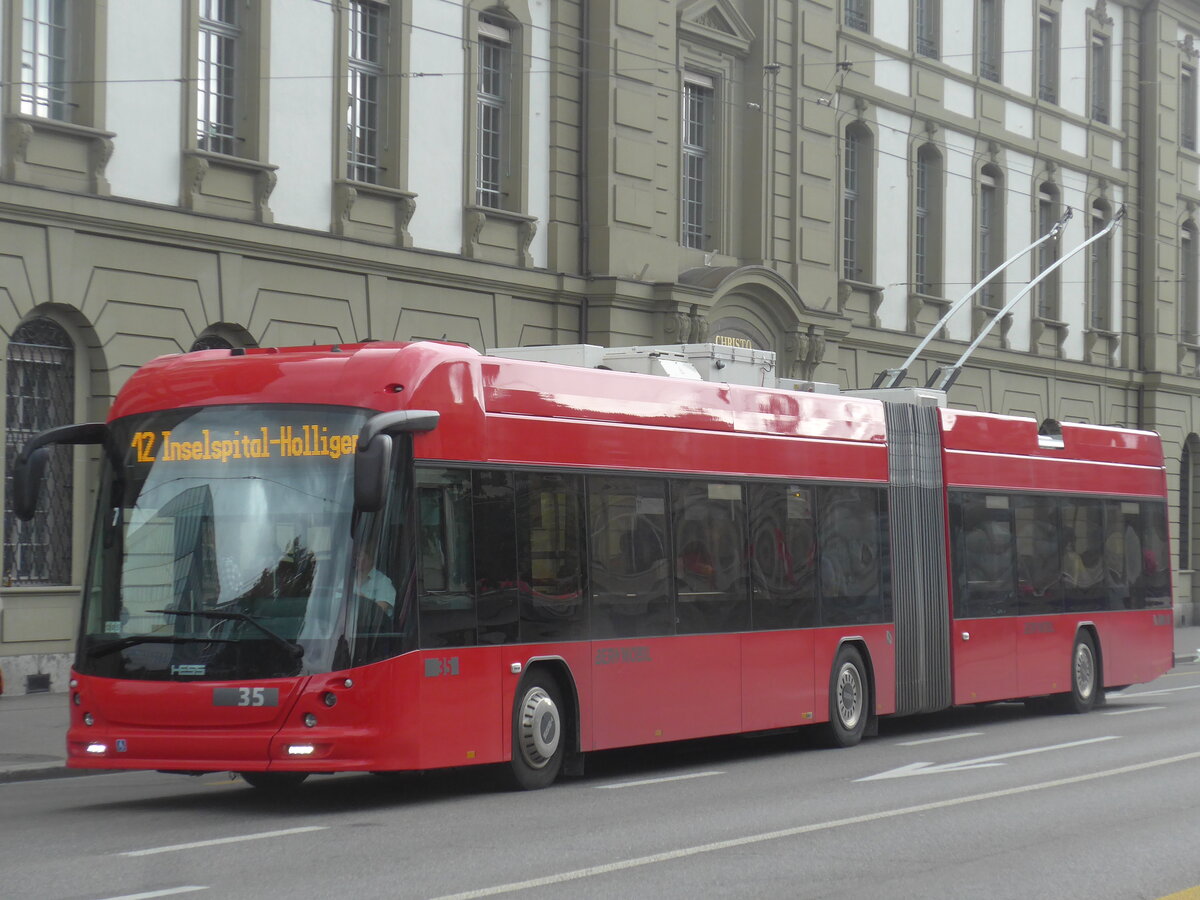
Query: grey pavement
[[2, 626, 1199, 784]]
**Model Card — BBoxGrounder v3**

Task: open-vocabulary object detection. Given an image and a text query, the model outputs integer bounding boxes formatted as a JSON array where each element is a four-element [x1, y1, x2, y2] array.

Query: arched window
[[1183, 221, 1199, 344], [4, 318, 75, 585], [842, 124, 874, 283], [1181, 436, 1200, 574], [914, 144, 943, 296], [1036, 182, 1061, 320], [1089, 199, 1112, 331], [977, 164, 1004, 307]]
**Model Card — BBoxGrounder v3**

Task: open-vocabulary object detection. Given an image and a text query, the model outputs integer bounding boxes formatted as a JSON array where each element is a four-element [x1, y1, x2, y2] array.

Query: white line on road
[[898, 732, 983, 747], [119, 826, 327, 857], [857, 736, 1120, 781], [595, 771, 724, 789], [1122, 683, 1200, 698], [95, 888, 207, 900], [1103, 706, 1167, 716], [430, 751, 1200, 900]]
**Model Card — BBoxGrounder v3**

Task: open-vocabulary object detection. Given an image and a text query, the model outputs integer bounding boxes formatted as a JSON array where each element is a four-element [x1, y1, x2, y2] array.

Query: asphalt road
[[3, 661, 1200, 900]]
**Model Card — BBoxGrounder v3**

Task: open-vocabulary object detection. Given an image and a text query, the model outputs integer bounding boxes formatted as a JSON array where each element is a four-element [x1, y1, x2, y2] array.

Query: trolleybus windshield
[[77, 404, 369, 681]]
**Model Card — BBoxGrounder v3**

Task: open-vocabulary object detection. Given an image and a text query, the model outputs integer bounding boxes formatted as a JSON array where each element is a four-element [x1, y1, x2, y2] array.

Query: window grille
[[978, 0, 1000, 82], [1184, 225, 1199, 343], [20, 0, 70, 120], [978, 178, 997, 307], [1090, 35, 1110, 124], [845, 0, 868, 32], [197, 0, 239, 155], [1183, 67, 1197, 152], [1037, 12, 1058, 103], [1089, 205, 1111, 330], [843, 129, 862, 281], [4, 318, 74, 586], [347, 1, 384, 184], [476, 22, 511, 209], [1036, 186, 1059, 319], [915, 0, 938, 59], [915, 155, 930, 294], [681, 75, 713, 250]]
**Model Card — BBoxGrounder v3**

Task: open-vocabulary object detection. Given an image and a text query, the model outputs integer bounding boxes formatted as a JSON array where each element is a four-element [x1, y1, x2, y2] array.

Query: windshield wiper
[[147, 609, 304, 660], [86, 634, 233, 659]]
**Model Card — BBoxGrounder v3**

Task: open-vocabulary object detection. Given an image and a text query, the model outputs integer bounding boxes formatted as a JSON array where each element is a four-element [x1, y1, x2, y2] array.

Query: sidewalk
[[2, 627, 1199, 784]]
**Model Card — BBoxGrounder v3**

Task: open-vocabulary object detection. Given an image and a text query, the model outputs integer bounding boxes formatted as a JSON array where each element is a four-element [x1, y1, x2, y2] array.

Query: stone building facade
[[1, 0, 1198, 691]]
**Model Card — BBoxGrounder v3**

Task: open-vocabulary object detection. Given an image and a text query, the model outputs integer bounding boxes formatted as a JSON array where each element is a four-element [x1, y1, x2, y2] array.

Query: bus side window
[[671, 480, 750, 634], [516, 472, 588, 643], [1139, 501, 1171, 608], [951, 492, 1016, 619], [473, 469, 518, 644], [587, 475, 672, 639], [1061, 498, 1105, 612], [748, 483, 818, 630], [817, 486, 885, 626], [1014, 495, 1064, 615], [415, 469, 478, 649]]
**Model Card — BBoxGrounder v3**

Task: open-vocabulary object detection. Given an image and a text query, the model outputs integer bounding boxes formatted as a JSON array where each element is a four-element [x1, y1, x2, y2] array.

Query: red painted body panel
[[68, 342, 1172, 778]]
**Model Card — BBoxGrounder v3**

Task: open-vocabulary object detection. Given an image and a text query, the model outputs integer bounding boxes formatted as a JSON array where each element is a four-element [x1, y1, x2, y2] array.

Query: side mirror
[[352, 409, 440, 513], [354, 433, 392, 512], [12, 422, 109, 521]]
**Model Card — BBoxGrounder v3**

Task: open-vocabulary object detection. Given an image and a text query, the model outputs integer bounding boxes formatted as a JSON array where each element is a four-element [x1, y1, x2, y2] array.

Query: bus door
[[949, 492, 1019, 703]]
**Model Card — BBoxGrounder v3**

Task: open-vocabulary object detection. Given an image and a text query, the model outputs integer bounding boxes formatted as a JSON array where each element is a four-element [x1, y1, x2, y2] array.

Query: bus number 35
[[213, 687, 280, 707]]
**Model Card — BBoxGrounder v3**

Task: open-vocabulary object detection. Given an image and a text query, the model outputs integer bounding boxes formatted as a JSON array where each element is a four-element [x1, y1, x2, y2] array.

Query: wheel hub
[[518, 687, 560, 769]]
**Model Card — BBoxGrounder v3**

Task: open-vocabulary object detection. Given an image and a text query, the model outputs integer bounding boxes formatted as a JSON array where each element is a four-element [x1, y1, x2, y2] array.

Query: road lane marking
[[95, 888, 207, 900], [431, 750, 1200, 900], [857, 736, 1119, 781], [119, 826, 326, 857], [1103, 706, 1167, 716], [898, 732, 983, 747], [596, 771, 724, 789], [1123, 683, 1200, 698]]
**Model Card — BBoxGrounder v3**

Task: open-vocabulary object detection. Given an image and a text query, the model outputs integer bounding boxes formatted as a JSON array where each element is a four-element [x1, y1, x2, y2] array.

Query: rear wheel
[[509, 674, 565, 790], [822, 645, 869, 748], [1056, 631, 1100, 714], [238, 771, 309, 792]]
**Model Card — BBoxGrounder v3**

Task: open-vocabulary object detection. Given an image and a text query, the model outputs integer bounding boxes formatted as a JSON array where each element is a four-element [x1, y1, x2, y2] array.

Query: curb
[[0, 764, 96, 785]]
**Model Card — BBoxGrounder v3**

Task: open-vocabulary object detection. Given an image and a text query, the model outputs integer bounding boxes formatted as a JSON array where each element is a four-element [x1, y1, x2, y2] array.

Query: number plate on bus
[[213, 687, 279, 707]]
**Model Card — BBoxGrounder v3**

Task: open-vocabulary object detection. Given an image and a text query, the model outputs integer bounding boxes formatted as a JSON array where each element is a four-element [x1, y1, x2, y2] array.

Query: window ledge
[[333, 179, 418, 247], [4, 114, 115, 195], [464, 205, 538, 267], [182, 150, 278, 223]]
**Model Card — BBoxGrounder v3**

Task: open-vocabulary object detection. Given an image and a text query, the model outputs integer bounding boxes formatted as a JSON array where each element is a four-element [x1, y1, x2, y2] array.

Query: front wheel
[[1056, 631, 1100, 714], [822, 645, 870, 748], [508, 675, 565, 790], [238, 771, 309, 792]]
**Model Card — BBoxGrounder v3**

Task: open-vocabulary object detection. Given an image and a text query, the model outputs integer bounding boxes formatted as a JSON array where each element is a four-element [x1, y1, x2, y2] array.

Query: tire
[[822, 645, 870, 748], [238, 771, 309, 792], [508, 674, 566, 790], [1055, 631, 1100, 714]]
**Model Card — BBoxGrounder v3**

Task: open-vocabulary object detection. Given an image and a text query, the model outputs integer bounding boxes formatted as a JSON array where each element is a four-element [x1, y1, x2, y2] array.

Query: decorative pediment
[[679, 0, 754, 55]]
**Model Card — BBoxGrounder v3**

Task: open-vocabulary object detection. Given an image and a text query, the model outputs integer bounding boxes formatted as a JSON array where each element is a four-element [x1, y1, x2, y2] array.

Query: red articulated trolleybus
[[13, 340, 1174, 791]]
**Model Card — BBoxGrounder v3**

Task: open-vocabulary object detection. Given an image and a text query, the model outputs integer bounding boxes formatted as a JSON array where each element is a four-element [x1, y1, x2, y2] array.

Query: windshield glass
[[78, 404, 368, 680]]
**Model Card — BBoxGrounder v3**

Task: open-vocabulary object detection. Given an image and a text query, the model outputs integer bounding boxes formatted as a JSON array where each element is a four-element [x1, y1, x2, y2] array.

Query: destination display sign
[[129, 425, 360, 465]]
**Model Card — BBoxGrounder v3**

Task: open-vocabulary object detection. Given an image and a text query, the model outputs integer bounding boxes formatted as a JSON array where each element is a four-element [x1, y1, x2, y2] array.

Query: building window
[[682, 73, 713, 250], [1037, 10, 1058, 103], [476, 17, 513, 209], [1089, 201, 1111, 331], [845, 0, 869, 32], [1183, 66, 1197, 152], [978, 0, 1001, 82], [914, 145, 943, 296], [843, 125, 874, 282], [1183, 437, 1200, 572], [1036, 183, 1060, 319], [20, 0, 69, 120], [915, 0, 939, 60], [346, 1, 385, 183], [197, 0, 240, 155], [4, 318, 74, 586], [978, 166, 1003, 307], [1183, 222, 1199, 343], [1090, 34, 1110, 124]]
